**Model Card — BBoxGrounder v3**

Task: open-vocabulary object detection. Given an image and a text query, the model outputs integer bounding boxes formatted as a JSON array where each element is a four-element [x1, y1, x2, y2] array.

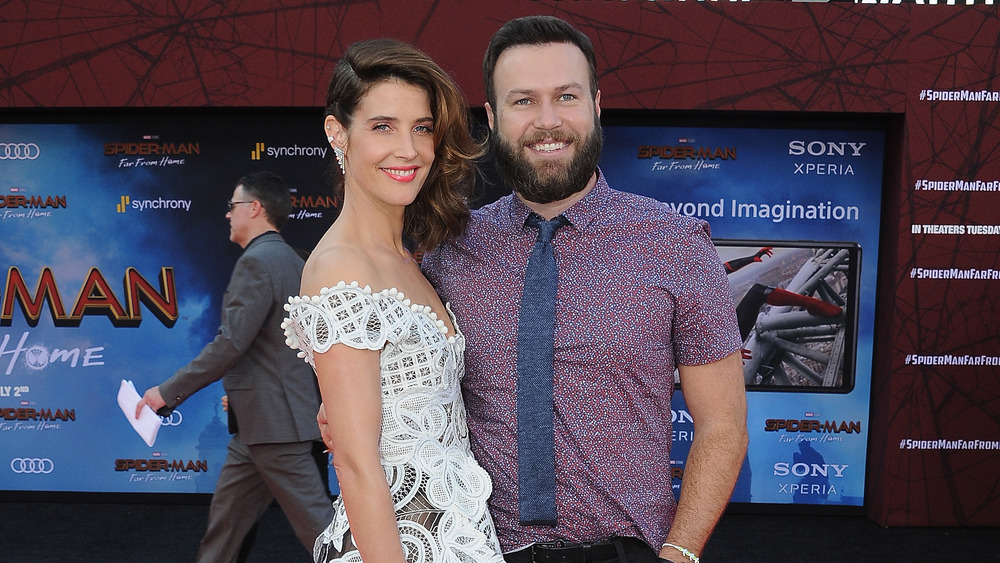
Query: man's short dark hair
[[237, 171, 293, 230], [482, 15, 598, 110]]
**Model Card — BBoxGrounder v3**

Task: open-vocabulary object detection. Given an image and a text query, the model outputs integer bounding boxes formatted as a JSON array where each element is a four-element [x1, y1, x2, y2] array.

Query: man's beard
[[491, 117, 603, 205]]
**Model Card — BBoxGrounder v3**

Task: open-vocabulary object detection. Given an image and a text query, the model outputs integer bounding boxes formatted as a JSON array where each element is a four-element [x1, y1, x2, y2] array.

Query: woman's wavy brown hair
[[325, 38, 483, 251]]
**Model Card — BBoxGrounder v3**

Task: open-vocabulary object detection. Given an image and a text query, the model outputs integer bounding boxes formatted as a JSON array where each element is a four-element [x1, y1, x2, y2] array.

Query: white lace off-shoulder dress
[[282, 281, 504, 563]]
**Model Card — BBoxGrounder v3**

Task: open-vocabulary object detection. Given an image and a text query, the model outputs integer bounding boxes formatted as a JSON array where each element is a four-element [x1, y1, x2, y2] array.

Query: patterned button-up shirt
[[422, 170, 740, 552]]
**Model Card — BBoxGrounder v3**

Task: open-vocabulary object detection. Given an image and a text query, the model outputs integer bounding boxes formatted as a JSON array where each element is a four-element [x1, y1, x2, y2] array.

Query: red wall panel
[[2, 1, 997, 527]]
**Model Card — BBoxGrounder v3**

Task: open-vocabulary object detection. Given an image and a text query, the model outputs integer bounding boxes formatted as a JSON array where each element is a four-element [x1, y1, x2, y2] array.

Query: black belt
[[525, 537, 649, 562]]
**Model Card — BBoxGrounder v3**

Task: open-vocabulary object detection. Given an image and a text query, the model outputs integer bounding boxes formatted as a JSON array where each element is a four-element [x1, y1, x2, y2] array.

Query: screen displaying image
[[715, 240, 860, 392]]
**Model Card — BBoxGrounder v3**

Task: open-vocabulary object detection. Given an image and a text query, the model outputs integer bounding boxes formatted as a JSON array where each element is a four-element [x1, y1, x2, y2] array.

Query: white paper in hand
[[118, 379, 161, 447]]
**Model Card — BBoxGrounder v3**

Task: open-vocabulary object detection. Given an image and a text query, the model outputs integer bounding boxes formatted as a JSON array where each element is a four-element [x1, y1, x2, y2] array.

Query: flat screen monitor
[[714, 239, 861, 393]]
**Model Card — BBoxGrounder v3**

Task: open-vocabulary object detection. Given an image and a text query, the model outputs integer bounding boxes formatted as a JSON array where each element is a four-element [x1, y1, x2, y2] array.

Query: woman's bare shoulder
[[300, 243, 378, 297]]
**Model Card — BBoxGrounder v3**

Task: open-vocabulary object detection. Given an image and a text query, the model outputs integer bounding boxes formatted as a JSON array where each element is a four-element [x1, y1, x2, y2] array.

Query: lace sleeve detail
[[282, 281, 412, 365]]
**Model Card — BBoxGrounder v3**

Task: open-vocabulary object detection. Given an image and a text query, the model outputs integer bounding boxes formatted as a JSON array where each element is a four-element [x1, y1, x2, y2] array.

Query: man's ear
[[485, 102, 496, 132], [248, 199, 264, 219], [594, 89, 601, 119]]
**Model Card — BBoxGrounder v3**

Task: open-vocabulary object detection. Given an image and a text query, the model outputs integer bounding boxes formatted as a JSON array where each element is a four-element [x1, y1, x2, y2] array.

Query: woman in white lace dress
[[281, 39, 504, 563]]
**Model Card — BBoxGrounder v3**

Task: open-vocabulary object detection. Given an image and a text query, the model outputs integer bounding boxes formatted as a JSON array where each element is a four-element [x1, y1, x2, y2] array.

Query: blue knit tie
[[516, 213, 566, 526]]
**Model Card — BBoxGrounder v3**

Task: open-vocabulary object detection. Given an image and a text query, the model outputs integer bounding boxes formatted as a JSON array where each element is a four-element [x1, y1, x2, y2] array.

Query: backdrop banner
[[1, 111, 336, 493], [2, 110, 881, 510]]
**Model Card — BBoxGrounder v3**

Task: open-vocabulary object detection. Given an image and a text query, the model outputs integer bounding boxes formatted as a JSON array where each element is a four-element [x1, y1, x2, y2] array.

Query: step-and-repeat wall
[[1, 110, 884, 510], [1, 111, 337, 493], [1, 2, 998, 526]]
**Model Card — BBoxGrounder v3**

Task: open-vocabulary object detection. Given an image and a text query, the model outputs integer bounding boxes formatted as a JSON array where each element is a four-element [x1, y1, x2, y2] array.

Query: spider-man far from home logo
[[1, 267, 178, 328]]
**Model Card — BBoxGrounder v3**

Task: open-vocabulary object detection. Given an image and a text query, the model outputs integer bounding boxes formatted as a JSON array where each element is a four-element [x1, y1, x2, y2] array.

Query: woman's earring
[[327, 136, 334, 143], [334, 146, 346, 175]]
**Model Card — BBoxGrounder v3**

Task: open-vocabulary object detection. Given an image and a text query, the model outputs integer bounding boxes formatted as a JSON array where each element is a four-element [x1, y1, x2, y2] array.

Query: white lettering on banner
[[731, 200, 859, 223], [1, 208, 53, 220], [0, 385, 29, 397], [651, 160, 722, 172], [265, 145, 327, 159], [904, 353, 1000, 366], [915, 179, 1000, 192], [965, 225, 1000, 235], [787, 140, 867, 157], [899, 439, 1000, 450], [773, 462, 849, 477], [909, 268, 1000, 280], [910, 224, 1000, 235], [919, 89, 1000, 102], [777, 483, 838, 495], [665, 199, 726, 218], [295, 209, 323, 220], [117, 156, 187, 168], [670, 409, 693, 424], [672, 430, 694, 442], [0, 331, 105, 375], [792, 163, 855, 176], [130, 198, 192, 211], [778, 434, 846, 444], [662, 199, 861, 223], [129, 472, 194, 483]]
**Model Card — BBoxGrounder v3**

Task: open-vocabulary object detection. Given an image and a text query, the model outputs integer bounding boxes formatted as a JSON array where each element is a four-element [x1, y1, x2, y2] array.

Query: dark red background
[[2, 1, 997, 527]]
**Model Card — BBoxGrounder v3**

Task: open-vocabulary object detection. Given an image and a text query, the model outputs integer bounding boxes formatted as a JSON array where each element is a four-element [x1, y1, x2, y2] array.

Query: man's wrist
[[661, 541, 700, 563]]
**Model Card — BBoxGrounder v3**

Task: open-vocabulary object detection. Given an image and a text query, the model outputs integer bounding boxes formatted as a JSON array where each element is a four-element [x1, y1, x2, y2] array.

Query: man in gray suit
[[136, 171, 334, 562]]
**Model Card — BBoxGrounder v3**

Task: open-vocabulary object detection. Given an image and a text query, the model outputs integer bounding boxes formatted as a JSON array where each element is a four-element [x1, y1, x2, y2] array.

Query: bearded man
[[421, 15, 748, 563]]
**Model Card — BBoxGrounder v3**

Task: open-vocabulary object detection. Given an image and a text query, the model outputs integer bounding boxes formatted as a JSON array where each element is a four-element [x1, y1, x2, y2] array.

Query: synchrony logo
[[251, 142, 327, 160], [0, 143, 40, 160], [117, 195, 191, 213]]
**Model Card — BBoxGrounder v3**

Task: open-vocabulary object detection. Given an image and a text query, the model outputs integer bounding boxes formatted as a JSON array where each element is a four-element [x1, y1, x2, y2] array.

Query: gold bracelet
[[662, 542, 700, 563]]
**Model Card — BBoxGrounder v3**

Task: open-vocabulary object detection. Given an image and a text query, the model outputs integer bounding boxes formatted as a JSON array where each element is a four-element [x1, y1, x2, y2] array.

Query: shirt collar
[[502, 168, 611, 234]]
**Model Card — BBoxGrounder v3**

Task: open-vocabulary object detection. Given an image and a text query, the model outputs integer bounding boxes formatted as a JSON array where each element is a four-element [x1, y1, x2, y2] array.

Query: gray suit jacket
[[159, 231, 321, 445]]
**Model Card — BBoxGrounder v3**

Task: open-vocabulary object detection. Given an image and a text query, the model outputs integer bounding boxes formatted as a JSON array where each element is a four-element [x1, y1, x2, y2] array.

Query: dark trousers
[[195, 437, 335, 563], [504, 537, 660, 563]]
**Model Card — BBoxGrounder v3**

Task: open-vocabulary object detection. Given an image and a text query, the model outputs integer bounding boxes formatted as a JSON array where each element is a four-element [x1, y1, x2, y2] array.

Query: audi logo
[[10, 457, 54, 474], [0, 143, 40, 160], [160, 410, 183, 426]]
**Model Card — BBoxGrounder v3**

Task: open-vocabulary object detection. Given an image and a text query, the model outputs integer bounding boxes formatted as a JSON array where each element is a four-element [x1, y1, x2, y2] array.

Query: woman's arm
[[315, 344, 405, 562], [302, 245, 405, 562]]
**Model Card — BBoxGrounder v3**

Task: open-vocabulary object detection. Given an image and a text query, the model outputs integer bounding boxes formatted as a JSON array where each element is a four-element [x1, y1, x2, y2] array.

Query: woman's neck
[[335, 195, 408, 257]]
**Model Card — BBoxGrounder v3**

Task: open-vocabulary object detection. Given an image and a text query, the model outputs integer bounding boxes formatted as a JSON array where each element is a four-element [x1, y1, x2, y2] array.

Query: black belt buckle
[[530, 539, 617, 562]]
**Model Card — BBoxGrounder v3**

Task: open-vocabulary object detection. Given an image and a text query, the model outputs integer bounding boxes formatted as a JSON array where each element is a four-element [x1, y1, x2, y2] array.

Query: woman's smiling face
[[329, 79, 436, 209]]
